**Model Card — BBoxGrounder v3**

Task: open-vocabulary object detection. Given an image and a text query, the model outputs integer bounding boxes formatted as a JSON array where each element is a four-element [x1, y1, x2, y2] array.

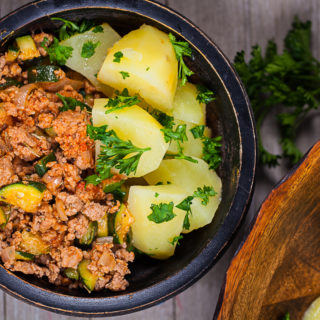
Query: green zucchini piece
[[78, 259, 98, 293], [103, 181, 125, 193], [64, 268, 79, 280], [44, 127, 57, 138], [79, 221, 98, 246], [15, 250, 35, 261], [0, 207, 7, 226], [0, 182, 46, 213], [6, 47, 19, 62], [97, 214, 108, 237], [0, 77, 23, 90], [35, 152, 56, 177], [109, 204, 134, 244], [27, 65, 59, 83], [19, 230, 50, 255], [15, 35, 40, 61]]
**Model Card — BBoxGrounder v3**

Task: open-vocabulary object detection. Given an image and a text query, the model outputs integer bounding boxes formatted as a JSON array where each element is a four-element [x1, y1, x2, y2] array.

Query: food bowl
[[0, 0, 256, 316]]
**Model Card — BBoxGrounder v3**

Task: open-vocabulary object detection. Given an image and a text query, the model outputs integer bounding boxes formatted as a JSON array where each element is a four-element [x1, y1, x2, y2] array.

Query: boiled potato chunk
[[92, 99, 169, 177], [303, 296, 320, 320], [173, 82, 206, 125], [145, 158, 222, 233], [97, 24, 178, 113], [128, 185, 187, 259], [61, 23, 120, 96], [167, 121, 210, 158]]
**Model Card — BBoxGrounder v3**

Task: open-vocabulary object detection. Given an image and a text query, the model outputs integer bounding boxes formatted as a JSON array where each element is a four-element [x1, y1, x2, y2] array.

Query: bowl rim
[[0, 0, 256, 316]]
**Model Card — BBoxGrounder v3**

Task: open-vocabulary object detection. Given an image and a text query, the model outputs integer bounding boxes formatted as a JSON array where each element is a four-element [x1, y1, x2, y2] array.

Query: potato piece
[[173, 82, 206, 125], [167, 121, 210, 158], [61, 23, 120, 96], [92, 99, 169, 177], [97, 24, 178, 113], [145, 158, 222, 233], [128, 185, 187, 259]]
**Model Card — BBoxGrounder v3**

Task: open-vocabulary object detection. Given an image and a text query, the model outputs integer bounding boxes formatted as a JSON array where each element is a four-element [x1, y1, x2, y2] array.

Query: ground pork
[[75, 181, 107, 203], [66, 214, 89, 242], [59, 246, 83, 269], [52, 108, 94, 169], [37, 112, 54, 129], [0, 55, 22, 80], [82, 202, 107, 221], [56, 192, 84, 218], [0, 154, 18, 187], [4, 126, 50, 161], [32, 32, 53, 56]]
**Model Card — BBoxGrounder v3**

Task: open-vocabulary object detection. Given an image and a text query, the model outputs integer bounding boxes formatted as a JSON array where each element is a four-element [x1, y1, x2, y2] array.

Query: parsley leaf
[[56, 93, 91, 112], [92, 25, 104, 33], [162, 124, 187, 144], [84, 174, 102, 186], [120, 71, 130, 79], [104, 88, 140, 114], [113, 51, 123, 63], [234, 17, 320, 166], [87, 124, 151, 178], [154, 192, 159, 198], [169, 33, 194, 86], [193, 185, 217, 205], [147, 202, 176, 223], [196, 85, 215, 104], [81, 41, 100, 58], [282, 312, 290, 320], [176, 196, 193, 230], [151, 109, 175, 128], [169, 235, 183, 246], [190, 125, 205, 139], [43, 38, 73, 65]]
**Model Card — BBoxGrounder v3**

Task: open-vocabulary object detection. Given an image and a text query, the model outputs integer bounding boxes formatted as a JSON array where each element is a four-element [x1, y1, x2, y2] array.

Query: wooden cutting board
[[214, 141, 320, 320]]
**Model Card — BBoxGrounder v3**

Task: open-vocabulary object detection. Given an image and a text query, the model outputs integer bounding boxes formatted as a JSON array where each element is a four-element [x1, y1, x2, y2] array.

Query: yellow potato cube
[[97, 24, 178, 113]]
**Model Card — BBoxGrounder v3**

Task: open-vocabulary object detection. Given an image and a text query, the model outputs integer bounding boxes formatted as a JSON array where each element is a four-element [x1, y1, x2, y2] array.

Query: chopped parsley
[[120, 71, 130, 79], [190, 125, 222, 170], [86, 124, 151, 180], [169, 33, 194, 86], [162, 124, 187, 144], [282, 313, 290, 320], [81, 41, 100, 58], [169, 235, 183, 246], [196, 85, 215, 104], [113, 51, 124, 63], [104, 88, 140, 114], [56, 93, 91, 112], [147, 202, 176, 224], [146, 67, 150, 71], [176, 196, 193, 230], [193, 186, 217, 205], [154, 192, 159, 198], [43, 37, 73, 65], [92, 25, 104, 33]]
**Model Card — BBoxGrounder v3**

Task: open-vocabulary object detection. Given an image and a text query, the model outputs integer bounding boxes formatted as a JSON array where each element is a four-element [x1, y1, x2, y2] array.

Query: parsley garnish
[[196, 85, 215, 104], [154, 192, 159, 198], [81, 41, 100, 58], [92, 25, 104, 33], [162, 124, 187, 144], [147, 202, 176, 223], [146, 67, 150, 71], [86, 124, 151, 179], [169, 33, 194, 86], [120, 71, 130, 79], [234, 17, 320, 167], [190, 125, 222, 170], [282, 313, 290, 320], [193, 186, 217, 205], [169, 235, 183, 246], [113, 51, 123, 63], [56, 93, 91, 112], [176, 196, 193, 230], [43, 37, 73, 65], [104, 88, 140, 114]]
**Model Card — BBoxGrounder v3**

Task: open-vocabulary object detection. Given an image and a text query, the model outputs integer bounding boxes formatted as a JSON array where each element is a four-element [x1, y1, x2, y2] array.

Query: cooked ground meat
[[0, 32, 134, 293]]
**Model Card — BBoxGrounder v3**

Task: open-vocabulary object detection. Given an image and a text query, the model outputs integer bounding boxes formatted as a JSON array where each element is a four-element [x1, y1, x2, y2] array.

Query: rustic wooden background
[[1, 0, 320, 319]]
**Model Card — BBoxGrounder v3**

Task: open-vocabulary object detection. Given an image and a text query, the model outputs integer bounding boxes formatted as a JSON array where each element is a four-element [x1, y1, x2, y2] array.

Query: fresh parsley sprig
[[81, 41, 100, 58], [43, 37, 73, 66], [234, 17, 320, 167], [147, 202, 176, 223], [196, 85, 215, 104], [169, 33, 194, 86], [56, 93, 91, 112], [86, 124, 151, 182], [169, 235, 184, 246], [104, 88, 140, 114]]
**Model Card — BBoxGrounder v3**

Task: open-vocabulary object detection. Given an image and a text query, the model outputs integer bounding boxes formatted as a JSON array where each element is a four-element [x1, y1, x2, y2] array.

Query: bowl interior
[[0, 6, 242, 302]]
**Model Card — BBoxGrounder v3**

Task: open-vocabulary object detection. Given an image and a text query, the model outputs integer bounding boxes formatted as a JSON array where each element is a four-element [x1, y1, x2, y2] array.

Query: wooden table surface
[[1, 1, 320, 319]]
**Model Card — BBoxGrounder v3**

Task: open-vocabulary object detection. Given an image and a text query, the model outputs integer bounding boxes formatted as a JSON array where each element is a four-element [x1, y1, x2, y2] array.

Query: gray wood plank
[[0, 291, 4, 319]]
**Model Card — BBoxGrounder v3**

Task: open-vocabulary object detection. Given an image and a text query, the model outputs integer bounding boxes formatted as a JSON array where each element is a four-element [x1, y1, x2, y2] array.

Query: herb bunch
[[234, 17, 320, 167]]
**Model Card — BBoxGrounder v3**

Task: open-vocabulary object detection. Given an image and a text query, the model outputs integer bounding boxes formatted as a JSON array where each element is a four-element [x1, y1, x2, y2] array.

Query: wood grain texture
[[215, 141, 320, 320]]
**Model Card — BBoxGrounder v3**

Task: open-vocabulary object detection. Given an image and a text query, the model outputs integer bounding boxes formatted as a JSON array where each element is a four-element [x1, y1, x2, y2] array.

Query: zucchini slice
[[0, 207, 7, 226], [19, 230, 50, 255], [0, 182, 46, 213], [27, 65, 59, 83], [15, 250, 35, 261], [109, 204, 134, 244], [97, 214, 108, 237], [64, 268, 80, 281], [6, 47, 19, 62], [78, 259, 98, 293], [35, 152, 56, 177], [44, 127, 57, 138], [15, 35, 40, 61], [78, 221, 98, 246], [0, 77, 23, 90]]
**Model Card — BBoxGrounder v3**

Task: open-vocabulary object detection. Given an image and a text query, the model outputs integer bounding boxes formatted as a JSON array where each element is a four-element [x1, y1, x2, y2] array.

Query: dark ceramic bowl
[[0, 0, 256, 316]]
